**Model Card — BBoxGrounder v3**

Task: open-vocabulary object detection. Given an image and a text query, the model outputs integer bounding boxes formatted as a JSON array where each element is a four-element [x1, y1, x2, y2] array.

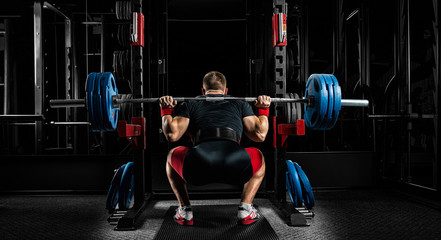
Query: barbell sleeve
[[340, 99, 369, 107], [50, 99, 86, 108]]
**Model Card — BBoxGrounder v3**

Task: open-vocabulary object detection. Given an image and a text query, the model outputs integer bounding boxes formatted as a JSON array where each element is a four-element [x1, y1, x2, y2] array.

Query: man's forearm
[[162, 115, 177, 141], [256, 115, 268, 137]]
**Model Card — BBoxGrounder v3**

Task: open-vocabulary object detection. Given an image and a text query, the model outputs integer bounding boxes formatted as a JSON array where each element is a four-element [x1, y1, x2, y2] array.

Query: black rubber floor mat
[[154, 205, 279, 240]]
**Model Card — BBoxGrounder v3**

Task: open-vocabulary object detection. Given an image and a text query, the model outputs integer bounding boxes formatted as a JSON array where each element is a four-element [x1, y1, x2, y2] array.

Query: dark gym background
[[1, 0, 440, 239]]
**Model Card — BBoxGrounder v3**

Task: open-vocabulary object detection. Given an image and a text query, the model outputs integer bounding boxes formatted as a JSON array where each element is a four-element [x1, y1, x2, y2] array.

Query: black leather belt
[[194, 127, 240, 145]]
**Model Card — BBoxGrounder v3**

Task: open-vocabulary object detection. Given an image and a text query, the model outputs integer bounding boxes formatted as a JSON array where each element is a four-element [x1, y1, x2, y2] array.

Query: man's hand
[[159, 96, 177, 109], [254, 95, 271, 108]]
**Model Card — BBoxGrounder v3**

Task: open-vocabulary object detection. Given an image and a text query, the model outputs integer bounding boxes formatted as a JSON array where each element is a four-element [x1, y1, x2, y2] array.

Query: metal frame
[[2, 20, 11, 115], [32, 1, 73, 153], [34, 1, 44, 153], [433, 0, 440, 192]]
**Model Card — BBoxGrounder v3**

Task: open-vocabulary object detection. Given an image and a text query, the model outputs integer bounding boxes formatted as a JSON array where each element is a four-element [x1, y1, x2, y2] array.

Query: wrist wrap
[[256, 108, 269, 117], [161, 108, 174, 117]]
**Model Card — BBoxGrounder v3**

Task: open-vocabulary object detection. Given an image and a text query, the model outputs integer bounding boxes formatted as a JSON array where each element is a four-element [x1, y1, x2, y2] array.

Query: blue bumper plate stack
[[118, 162, 135, 210], [304, 74, 342, 130], [286, 160, 315, 209], [286, 160, 303, 207], [85, 72, 119, 132]]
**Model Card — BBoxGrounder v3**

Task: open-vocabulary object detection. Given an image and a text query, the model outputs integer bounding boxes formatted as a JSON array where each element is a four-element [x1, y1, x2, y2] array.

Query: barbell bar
[[49, 72, 369, 132], [49, 95, 368, 108]]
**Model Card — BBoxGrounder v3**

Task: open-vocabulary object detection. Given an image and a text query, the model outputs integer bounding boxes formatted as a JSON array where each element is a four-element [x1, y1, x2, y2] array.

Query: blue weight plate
[[100, 72, 119, 131], [119, 162, 135, 210], [329, 75, 341, 129], [286, 160, 303, 207], [319, 74, 334, 130], [293, 162, 315, 209], [106, 164, 126, 211], [304, 74, 328, 129], [108, 73, 118, 130], [93, 73, 103, 131], [86, 73, 96, 130], [286, 172, 295, 205], [303, 79, 311, 127], [100, 73, 111, 131]]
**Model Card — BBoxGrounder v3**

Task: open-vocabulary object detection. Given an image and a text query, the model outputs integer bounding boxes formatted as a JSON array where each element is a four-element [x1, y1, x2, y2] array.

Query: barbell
[[49, 72, 369, 132]]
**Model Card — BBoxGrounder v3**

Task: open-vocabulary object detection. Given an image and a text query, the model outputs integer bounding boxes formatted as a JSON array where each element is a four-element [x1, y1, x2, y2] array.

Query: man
[[160, 71, 271, 226]]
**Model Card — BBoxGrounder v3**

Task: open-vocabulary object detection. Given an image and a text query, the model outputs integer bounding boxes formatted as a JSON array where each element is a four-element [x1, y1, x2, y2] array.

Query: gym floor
[[1, 189, 440, 240]]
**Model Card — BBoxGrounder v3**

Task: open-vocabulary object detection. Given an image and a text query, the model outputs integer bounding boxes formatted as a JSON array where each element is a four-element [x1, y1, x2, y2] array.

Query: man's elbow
[[165, 133, 180, 142], [255, 133, 267, 142]]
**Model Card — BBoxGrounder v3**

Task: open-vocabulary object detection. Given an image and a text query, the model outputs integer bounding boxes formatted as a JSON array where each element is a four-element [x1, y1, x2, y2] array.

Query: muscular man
[[160, 71, 271, 226]]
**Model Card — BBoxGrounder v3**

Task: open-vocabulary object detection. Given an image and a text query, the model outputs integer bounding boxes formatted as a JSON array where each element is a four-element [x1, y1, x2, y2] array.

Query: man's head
[[202, 71, 228, 95]]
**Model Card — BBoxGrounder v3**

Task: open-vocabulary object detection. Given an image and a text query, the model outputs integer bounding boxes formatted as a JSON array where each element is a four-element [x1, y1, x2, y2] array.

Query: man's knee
[[166, 147, 180, 166]]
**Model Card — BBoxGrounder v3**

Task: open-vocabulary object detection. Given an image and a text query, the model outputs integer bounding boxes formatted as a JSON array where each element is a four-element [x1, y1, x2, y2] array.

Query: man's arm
[[160, 96, 190, 142], [243, 95, 271, 142]]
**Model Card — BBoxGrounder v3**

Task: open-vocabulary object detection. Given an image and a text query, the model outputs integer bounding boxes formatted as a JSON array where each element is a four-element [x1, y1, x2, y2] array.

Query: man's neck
[[205, 90, 224, 95]]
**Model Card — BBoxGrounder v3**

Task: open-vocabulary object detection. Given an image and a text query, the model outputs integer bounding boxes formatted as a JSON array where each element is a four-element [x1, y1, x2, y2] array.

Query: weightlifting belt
[[194, 127, 240, 145]]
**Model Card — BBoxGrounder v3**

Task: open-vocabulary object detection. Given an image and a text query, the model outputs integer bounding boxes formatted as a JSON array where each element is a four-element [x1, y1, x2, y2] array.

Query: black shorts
[[170, 140, 263, 186]]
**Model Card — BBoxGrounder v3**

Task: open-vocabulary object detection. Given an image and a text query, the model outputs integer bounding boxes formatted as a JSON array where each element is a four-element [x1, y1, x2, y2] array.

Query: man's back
[[175, 94, 254, 137]]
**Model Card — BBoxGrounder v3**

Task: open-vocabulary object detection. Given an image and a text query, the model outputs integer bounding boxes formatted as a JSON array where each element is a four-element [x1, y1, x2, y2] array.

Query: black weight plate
[[293, 93, 302, 121], [286, 93, 292, 124], [289, 93, 296, 123]]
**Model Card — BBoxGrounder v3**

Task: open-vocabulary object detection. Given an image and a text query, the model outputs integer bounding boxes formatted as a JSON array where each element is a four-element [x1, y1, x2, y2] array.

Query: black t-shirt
[[174, 94, 255, 137]]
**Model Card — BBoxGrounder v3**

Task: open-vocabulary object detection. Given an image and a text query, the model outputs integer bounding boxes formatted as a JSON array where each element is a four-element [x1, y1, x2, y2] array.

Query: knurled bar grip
[[114, 97, 310, 104]]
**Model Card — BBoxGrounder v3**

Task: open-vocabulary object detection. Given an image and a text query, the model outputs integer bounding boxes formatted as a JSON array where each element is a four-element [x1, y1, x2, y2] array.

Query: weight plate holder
[[118, 162, 135, 210], [304, 74, 329, 129], [86, 72, 97, 130], [286, 160, 303, 207], [106, 164, 127, 211], [293, 162, 315, 209], [329, 74, 341, 129], [100, 72, 119, 131], [318, 74, 334, 130]]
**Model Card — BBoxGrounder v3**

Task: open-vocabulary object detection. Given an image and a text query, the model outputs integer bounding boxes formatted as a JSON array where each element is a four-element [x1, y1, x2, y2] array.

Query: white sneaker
[[237, 205, 260, 225], [174, 206, 193, 226]]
